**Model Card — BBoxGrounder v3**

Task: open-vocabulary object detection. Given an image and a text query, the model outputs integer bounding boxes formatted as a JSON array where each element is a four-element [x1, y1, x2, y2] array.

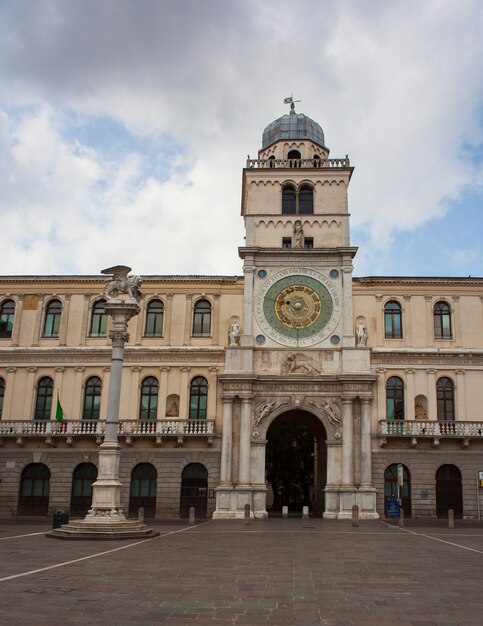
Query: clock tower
[[215, 101, 378, 520]]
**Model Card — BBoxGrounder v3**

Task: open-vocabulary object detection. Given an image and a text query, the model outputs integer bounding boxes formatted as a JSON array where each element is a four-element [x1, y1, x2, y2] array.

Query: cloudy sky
[[0, 0, 482, 278]]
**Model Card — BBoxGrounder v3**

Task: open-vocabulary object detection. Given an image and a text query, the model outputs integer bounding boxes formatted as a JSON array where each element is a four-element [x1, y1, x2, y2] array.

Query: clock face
[[255, 268, 341, 347]]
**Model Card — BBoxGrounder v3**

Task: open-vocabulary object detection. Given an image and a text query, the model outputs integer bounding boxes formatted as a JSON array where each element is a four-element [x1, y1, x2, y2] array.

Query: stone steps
[[45, 521, 160, 540]]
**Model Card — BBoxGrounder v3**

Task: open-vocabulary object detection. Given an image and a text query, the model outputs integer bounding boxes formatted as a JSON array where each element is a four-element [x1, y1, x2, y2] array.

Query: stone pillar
[[341, 264, 354, 347], [341, 397, 354, 486], [452, 295, 462, 347], [238, 397, 252, 487], [179, 367, 190, 419], [376, 368, 386, 420], [73, 367, 85, 420], [360, 398, 373, 487], [31, 294, 45, 346], [11, 295, 23, 347], [79, 294, 91, 346], [207, 367, 218, 419], [243, 263, 255, 337], [53, 367, 65, 419], [403, 295, 412, 345], [163, 293, 173, 346], [158, 367, 169, 418], [129, 367, 142, 419], [59, 294, 71, 346], [183, 294, 193, 345], [405, 369, 415, 420], [375, 295, 383, 345], [220, 397, 234, 485], [427, 369, 436, 420], [2, 367, 17, 419], [23, 367, 37, 419], [87, 298, 140, 520], [134, 299, 145, 345], [424, 295, 433, 346], [99, 366, 110, 420], [456, 370, 466, 420], [211, 294, 220, 345]]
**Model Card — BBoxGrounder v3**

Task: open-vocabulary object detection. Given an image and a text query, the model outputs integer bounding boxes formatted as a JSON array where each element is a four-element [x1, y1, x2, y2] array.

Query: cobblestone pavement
[[0, 518, 483, 625]]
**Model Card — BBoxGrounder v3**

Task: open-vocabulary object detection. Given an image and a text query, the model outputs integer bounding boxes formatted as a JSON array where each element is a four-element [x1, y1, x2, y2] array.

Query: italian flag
[[55, 393, 64, 421]]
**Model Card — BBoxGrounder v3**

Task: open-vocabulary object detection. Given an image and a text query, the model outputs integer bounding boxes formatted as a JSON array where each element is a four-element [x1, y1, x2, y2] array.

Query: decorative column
[[23, 367, 37, 419], [31, 294, 45, 346], [219, 397, 234, 485], [53, 367, 65, 419], [376, 368, 386, 420], [452, 295, 462, 347], [341, 397, 354, 486], [59, 294, 71, 346], [72, 367, 85, 420], [211, 294, 220, 345], [183, 294, 193, 345], [403, 295, 412, 345], [158, 367, 169, 418], [424, 295, 433, 346], [238, 397, 252, 487], [79, 294, 91, 346], [360, 398, 373, 487], [11, 295, 23, 347], [48, 265, 158, 539], [341, 264, 354, 347], [405, 369, 415, 420], [456, 370, 466, 420], [427, 369, 437, 421], [2, 367, 17, 419], [129, 366, 142, 419], [163, 293, 173, 346], [179, 367, 190, 419]]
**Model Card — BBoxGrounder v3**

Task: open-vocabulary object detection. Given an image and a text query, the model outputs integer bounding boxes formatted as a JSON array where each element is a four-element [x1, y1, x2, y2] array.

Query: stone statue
[[228, 320, 240, 346], [415, 401, 427, 420], [101, 265, 143, 303], [282, 353, 319, 374], [166, 401, 179, 417], [254, 401, 275, 426], [293, 220, 304, 248], [356, 323, 368, 347], [320, 400, 341, 427]]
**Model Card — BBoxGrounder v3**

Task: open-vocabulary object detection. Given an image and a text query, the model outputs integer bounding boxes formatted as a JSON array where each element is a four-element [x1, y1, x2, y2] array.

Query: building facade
[[0, 107, 482, 520]]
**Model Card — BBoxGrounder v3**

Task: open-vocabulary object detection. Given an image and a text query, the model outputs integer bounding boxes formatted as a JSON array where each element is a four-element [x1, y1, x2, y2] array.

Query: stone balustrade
[[378, 419, 483, 449], [0, 419, 215, 447], [246, 157, 351, 169]]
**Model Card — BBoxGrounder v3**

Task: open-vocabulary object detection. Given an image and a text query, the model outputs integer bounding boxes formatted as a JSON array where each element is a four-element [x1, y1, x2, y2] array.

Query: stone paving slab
[[0, 519, 482, 625]]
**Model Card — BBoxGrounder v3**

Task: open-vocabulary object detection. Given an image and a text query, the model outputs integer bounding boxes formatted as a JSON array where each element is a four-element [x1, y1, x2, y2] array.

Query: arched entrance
[[18, 463, 51, 516], [70, 463, 97, 518], [384, 464, 411, 518], [180, 463, 208, 519], [436, 464, 463, 518], [265, 410, 327, 516], [129, 463, 157, 518]]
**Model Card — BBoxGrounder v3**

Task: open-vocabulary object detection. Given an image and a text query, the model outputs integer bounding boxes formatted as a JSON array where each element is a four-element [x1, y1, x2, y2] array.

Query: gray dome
[[262, 111, 326, 149]]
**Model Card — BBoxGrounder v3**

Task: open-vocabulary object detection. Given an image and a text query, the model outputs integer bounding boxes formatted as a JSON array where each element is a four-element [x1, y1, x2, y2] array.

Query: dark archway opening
[[129, 463, 157, 518], [70, 463, 97, 518], [436, 464, 463, 518], [384, 464, 412, 518], [180, 463, 208, 519], [18, 463, 51, 516], [265, 410, 327, 516]]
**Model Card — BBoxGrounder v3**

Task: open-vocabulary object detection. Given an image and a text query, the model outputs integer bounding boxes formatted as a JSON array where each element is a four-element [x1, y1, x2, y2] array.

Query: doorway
[[129, 463, 157, 518], [180, 463, 208, 519], [265, 410, 327, 516], [384, 463, 412, 518], [436, 464, 463, 518], [18, 463, 51, 516], [70, 463, 97, 518]]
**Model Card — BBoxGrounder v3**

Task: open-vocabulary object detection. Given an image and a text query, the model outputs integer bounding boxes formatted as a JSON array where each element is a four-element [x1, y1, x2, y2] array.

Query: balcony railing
[[246, 157, 351, 169], [378, 419, 483, 448], [0, 419, 215, 447]]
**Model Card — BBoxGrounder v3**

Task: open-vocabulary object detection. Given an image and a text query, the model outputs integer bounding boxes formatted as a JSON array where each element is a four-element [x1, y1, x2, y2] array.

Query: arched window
[[268, 155, 276, 168], [313, 154, 321, 167], [0, 299, 15, 338], [0, 377, 4, 418], [90, 299, 108, 337], [43, 299, 62, 337], [129, 463, 157, 518], [145, 299, 164, 337], [34, 377, 53, 420], [180, 463, 208, 518], [386, 376, 404, 420], [18, 463, 51, 516], [281, 185, 297, 214], [287, 149, 301, 167], [437, 377, 455, 421], [189, 376, 208, 420], [82, 376, 102, 420], [436, 464, 462, 518], [384, 300, 402, 338], [192, 300, 211, 337], [139, 376, 158, 420], [299, 185, 314, 214], [434, 301, 452, 339]]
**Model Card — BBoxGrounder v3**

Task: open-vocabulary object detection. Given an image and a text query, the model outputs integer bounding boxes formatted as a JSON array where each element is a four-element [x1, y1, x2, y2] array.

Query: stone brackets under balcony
[[0, 419, 215, 448], [378, 419, 483, 449]]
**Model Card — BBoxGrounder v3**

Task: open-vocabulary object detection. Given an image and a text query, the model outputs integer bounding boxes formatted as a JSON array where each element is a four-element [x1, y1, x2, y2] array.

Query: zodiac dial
[[274, 285, 321, 329]]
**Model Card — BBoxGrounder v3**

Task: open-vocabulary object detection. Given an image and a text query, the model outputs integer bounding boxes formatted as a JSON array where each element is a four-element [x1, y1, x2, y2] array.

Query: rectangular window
[[282, 238, 292, 248], [304, 238, 314, 249]]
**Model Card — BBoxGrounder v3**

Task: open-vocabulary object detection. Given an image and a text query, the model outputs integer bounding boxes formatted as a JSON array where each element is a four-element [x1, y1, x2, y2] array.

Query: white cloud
[[0, 0, 482, 276]]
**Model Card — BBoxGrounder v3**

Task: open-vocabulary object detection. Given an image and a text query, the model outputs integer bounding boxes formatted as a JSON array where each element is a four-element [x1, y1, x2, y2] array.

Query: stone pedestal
[[48, 269, 158, 539]]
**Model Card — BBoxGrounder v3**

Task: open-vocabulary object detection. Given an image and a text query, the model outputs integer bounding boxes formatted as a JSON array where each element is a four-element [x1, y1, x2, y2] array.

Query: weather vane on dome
[[283, 94, 301, 114]]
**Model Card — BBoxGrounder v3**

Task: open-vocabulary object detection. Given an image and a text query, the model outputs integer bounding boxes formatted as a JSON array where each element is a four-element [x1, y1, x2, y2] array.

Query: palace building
[[0, 105, 482, 521]]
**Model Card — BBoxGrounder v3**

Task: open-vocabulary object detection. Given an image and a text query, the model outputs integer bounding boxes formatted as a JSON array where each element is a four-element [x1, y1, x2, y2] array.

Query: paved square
[[0, 519, 482, 625]]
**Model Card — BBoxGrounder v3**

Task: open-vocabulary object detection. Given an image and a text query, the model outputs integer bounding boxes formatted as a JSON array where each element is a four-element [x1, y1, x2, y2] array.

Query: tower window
[[281, 183, 314, 215], [287, 150, 301, 167], [282, 238, 292, 249], [304, 238, 314, 249]]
